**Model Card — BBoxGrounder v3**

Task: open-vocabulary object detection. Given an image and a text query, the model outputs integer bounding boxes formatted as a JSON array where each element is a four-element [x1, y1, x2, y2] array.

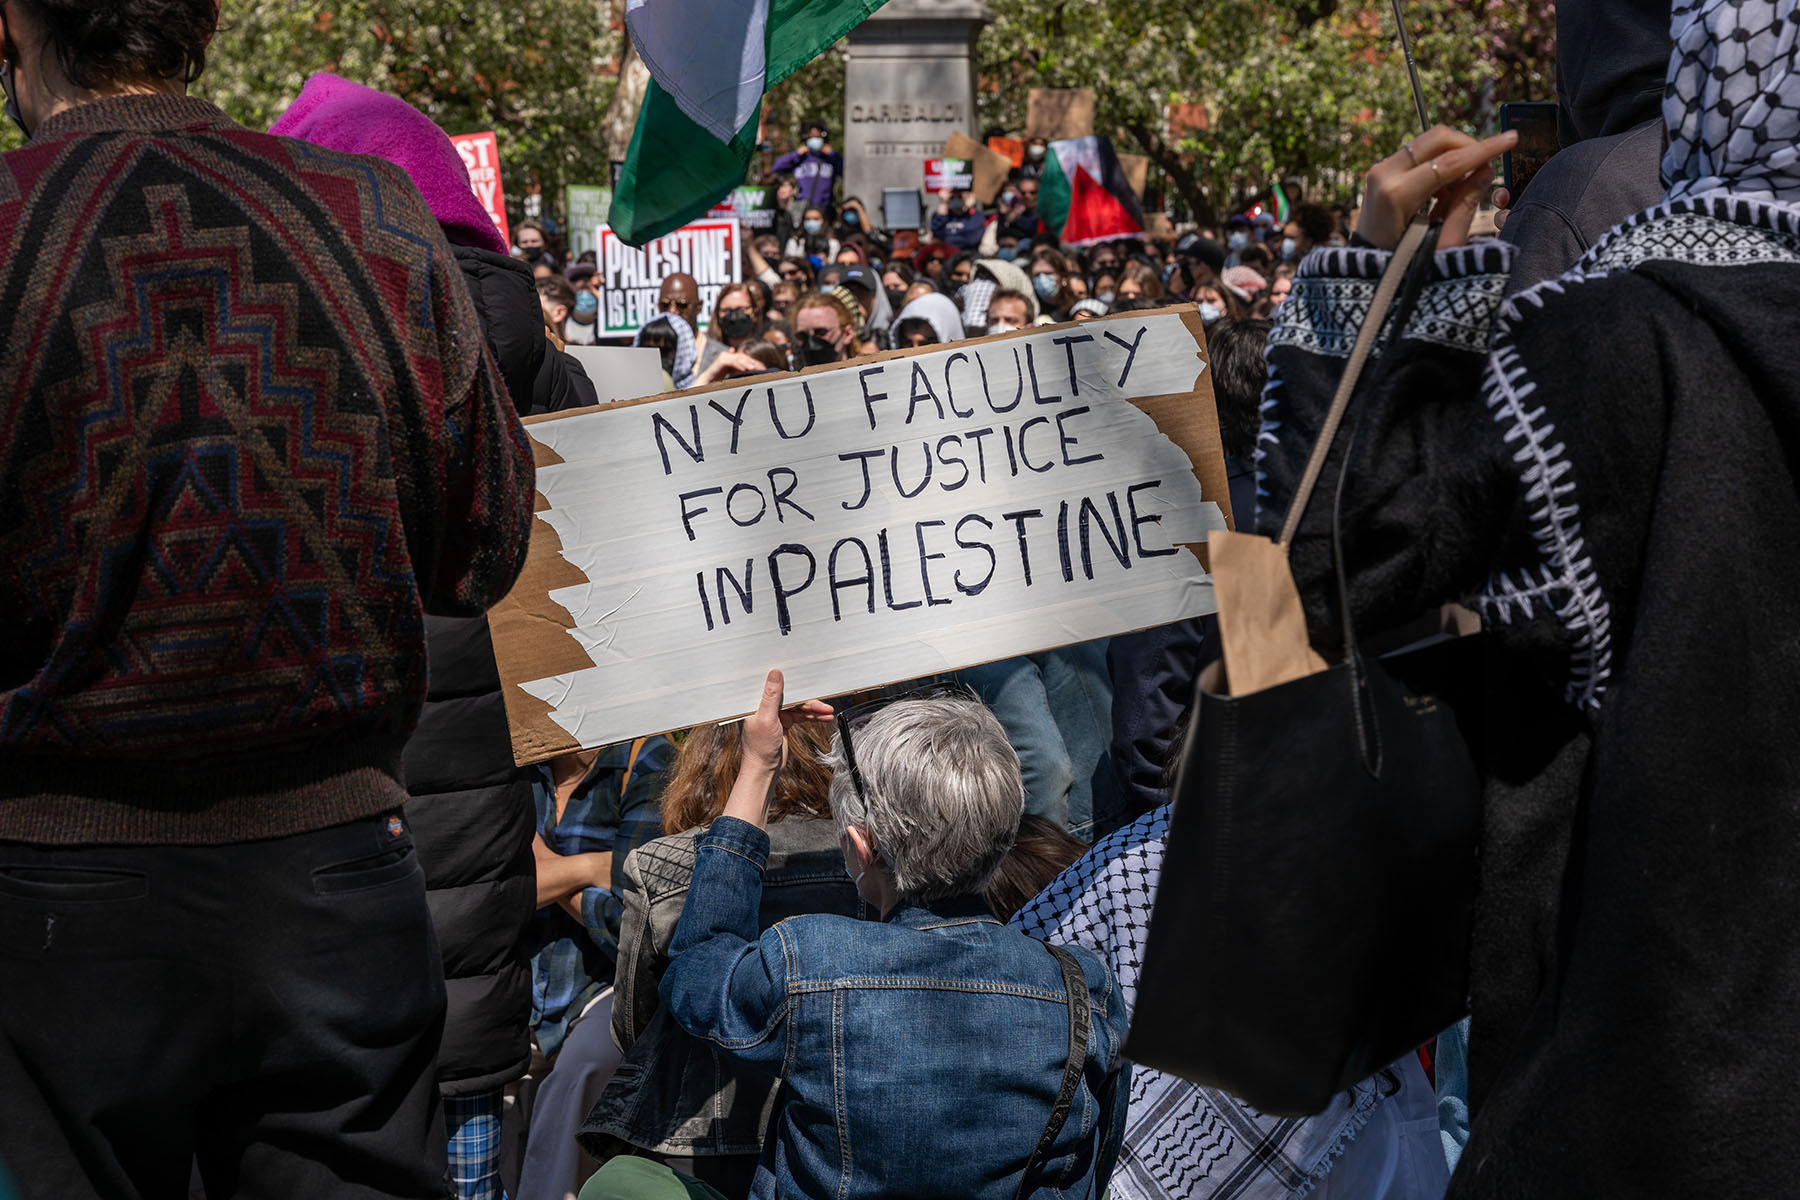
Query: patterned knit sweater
[[0, 95, 536, 845]]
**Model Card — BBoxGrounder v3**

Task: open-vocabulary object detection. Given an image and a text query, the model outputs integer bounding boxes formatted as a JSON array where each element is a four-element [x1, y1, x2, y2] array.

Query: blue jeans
[[957, 641, 1121, 837]]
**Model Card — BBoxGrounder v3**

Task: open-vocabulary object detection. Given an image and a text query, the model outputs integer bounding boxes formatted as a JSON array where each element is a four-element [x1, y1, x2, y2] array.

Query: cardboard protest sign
[[1118, 152, 1151, 199], [944, 130, 1015, 206], [594, 218, 741, 338], [708, 187, 774, 229], [924, 158, 974, 192], [566, 185, 612, 260], [1026, 88, 1097, 141], [560, 346, 666, 405], [490, 306, 1233, 764], [451, 132, 509, 245]]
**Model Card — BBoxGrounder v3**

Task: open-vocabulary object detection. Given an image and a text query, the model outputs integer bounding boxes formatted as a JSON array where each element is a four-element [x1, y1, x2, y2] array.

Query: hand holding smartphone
[[1500, 102, 1560, 200]]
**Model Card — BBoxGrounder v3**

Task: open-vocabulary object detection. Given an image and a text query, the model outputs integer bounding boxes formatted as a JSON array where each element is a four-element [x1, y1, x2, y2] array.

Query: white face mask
[[1198, 302, 1223, 322], [1028, 144, 1046, 161], [841, 830, 873, 899], [806, 136, 825, 151], [1281, 237, 1298, 260], [988, 322, 1020, 334]]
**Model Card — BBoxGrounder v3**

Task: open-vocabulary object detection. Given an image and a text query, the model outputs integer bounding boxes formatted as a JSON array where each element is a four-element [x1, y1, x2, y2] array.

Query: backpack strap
[[619, 737, 647, 802], [1014, 943, 1093, 1200]]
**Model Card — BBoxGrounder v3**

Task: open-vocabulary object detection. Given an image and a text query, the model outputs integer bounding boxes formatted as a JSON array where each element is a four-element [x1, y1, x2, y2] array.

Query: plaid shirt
[[530, 736, 674, 1058]]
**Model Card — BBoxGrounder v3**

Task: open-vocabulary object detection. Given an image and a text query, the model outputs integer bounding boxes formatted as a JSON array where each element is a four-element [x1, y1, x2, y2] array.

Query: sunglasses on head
[[834, 681, 980, 809]]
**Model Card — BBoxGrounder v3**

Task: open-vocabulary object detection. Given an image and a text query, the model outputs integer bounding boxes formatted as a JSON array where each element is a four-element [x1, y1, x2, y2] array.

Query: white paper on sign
[[513, 311, 1228, 750]]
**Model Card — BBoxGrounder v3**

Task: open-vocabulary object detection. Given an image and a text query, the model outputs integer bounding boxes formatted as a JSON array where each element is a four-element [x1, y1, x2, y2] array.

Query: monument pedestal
[[843, 0, 990, 222]]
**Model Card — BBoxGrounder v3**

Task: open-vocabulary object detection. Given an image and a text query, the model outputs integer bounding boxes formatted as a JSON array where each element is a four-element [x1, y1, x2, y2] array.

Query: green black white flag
[[611, 0, 887, 246]]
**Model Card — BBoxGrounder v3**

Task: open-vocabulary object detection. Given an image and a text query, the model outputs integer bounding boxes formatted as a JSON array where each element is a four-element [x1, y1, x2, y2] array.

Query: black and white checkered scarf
[[1012, 808, 1387, 1199], [1663, 0, 1800, 202]]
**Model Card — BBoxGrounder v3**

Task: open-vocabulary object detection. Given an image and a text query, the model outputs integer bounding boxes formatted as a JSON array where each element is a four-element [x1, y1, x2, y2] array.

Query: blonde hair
[[791, 290, 859, 332]]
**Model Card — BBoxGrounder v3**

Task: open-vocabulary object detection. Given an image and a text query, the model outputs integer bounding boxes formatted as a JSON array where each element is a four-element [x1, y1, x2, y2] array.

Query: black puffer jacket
[[404, 246, 545, 1095], [454, 245, 597, 417]]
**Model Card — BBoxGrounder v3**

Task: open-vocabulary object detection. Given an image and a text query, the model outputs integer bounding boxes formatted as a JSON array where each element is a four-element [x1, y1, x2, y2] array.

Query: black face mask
[[885, 287, 907, 312], [797, 331, 840, 367], [948, 200, 967, 218], [716, 309, 756, 341]]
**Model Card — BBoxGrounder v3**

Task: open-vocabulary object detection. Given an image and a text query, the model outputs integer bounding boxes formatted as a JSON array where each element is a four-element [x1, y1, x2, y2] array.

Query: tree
[[974, 0, 1555, 224], [191, 2, 622, 227]]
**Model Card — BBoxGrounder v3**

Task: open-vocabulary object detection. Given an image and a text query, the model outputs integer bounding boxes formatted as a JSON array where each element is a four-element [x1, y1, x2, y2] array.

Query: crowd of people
[[523, 135, 1328, 387], [4, 0, 1799, 1198]]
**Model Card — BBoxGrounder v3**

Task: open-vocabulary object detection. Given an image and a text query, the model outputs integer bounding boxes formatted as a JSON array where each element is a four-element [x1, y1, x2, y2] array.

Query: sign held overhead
[[451, 131, 509, 245], [490, 307, 1233, 763], [595, 218, 741, 338]]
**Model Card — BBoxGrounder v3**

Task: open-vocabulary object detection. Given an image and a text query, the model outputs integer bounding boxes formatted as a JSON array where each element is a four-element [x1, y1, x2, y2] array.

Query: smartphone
[[1500, 102, 1560, 199]]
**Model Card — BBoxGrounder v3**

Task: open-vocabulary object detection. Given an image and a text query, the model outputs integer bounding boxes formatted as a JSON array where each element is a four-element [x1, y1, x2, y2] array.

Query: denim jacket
[[579, 816, 864, 1158], [660, 816, 1129, 1199]]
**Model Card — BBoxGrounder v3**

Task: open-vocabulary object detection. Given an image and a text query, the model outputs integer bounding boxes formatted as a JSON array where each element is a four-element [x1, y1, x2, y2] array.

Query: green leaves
[[194, 1, 618, 223], [972, 0, 1553, 223]]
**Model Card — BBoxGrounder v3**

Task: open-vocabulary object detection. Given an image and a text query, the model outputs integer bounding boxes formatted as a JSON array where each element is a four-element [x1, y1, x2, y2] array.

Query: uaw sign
[[490, 306, 1234, 762], [595, 218, 740, 338]]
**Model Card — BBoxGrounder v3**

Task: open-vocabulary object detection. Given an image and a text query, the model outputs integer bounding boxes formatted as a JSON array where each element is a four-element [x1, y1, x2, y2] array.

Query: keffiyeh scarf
[[1663, 0, 1800, 203], [632, 313, 696, 389], [1012, 809, 1386, 1200]]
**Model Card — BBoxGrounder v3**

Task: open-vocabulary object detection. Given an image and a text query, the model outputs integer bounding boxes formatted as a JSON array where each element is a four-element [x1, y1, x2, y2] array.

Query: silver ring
[[1401, 142, 1420, 167]]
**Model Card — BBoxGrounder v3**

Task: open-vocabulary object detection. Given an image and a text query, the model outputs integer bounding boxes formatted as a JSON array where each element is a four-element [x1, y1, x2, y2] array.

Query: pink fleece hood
[[269, 73, 509, 257]]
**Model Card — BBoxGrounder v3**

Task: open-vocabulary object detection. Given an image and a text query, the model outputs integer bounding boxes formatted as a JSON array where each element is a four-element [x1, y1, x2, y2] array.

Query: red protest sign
[[451, 131, 509, 246]]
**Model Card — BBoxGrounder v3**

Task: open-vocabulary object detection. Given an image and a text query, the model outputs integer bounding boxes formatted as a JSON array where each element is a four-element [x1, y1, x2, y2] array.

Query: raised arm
[[1258, 127, 1524, 643], [659, 671, 833, 1069]]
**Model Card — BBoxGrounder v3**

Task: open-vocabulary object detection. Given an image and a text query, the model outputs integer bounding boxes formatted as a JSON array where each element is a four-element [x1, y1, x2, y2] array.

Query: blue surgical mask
[[806, 136, 825, 152], [803, 218, 823, 235], [843, 209, 859, 226], [574, 290, 598, 315], [1281, 237, 1298, 261], [1227, 230, 1250, 252], [997, 246, 1017, 262], [1198, 302, 1223, 323], [1097, 291, 1115, 305], [1032, 274, 1059, 300]]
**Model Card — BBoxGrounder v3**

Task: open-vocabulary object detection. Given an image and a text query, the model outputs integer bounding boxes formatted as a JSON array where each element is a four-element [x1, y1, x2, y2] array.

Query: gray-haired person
[[655, 671, 1129, 1199]]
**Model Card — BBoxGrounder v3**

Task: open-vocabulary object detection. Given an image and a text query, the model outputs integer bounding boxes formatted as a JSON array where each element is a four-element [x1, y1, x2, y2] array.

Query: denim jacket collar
[[884, 893, 1001, 933]]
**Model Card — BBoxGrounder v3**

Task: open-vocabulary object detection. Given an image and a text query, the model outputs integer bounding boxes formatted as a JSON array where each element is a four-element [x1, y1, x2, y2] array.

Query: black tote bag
[[1122, 219, 1484, 1116]]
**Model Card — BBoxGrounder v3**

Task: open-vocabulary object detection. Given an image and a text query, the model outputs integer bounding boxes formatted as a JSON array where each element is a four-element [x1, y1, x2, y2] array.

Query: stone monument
[[842, 0, 990, 223]]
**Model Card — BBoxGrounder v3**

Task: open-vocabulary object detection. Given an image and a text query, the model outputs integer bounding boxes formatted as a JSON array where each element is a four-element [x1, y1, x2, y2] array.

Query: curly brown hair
[[659, 720, 834, 836]]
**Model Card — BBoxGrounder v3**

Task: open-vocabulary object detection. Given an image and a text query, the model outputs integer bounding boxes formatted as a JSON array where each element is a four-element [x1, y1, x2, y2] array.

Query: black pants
[[0, 811, 450, 1200]]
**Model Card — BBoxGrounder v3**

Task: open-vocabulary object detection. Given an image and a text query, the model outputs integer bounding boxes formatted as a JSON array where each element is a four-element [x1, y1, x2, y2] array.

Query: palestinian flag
[[1038, 136, 1145, 247], [611, 0, 887, 246]]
